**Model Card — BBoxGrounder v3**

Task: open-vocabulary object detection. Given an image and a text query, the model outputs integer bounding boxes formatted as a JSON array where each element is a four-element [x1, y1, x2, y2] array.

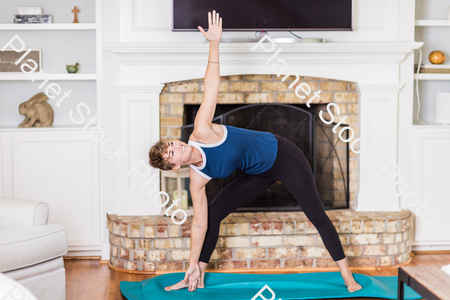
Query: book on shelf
[[13, 14, 52, 24], [414, 64, 450, 73]]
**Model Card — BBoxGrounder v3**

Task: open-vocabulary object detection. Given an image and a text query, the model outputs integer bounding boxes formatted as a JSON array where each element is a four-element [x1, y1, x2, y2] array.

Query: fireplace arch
[[181, 102, 350, 211]]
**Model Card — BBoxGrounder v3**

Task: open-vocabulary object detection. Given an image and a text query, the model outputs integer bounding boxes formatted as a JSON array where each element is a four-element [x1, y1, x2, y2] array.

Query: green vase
[[66, 62, 79, 73]]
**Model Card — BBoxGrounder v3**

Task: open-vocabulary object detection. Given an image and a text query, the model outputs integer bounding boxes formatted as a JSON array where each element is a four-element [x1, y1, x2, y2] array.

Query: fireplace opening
[[181, 103, 350, 211]]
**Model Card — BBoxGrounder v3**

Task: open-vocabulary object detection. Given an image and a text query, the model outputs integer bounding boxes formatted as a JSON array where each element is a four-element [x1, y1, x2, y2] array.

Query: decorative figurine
[[428, 50, 445, 64], [66, 62, 79, 73], [71, 6, 79, 23], [19, 92, 54, 127]]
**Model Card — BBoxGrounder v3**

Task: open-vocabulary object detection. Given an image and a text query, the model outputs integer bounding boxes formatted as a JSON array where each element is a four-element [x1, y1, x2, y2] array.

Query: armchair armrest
[[0, 198, 49, 228]]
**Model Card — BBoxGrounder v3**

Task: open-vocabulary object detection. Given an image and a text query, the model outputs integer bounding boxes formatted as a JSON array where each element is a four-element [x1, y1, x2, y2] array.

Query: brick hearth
[[107, 209, 412, 273]]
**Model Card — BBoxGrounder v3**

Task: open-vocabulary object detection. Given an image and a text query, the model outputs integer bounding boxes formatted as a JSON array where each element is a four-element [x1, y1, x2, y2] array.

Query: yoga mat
[[120, 272, 423, 300]]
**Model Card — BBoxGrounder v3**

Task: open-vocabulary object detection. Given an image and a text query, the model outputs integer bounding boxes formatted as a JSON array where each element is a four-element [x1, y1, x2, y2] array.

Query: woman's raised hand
[[198, 10, 222, 43]]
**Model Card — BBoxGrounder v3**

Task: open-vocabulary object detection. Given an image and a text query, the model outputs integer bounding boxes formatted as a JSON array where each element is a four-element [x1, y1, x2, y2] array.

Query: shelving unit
[[412, 122, 450, 127], [415, 20, 450, 26], [413, 1, 450, 125], [414, 73, 450, 80], [0, 23, 96, 30], [407, 1, 450, 252], [0, 0, 104, 256], [0, 126, 92, 132], [0, 0, 102, 128], [0, 73, 97, 81]]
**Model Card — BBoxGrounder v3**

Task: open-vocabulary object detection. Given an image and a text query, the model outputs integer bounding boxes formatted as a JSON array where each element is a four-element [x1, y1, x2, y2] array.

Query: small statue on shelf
[[66, 62, 79, 73], [71, 6, 79, 23], [18, 92, 54, 127]]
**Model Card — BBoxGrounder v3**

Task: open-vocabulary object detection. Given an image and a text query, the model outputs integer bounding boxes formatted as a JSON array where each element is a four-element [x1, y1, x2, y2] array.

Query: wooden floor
[[64, 252, 450, 300]]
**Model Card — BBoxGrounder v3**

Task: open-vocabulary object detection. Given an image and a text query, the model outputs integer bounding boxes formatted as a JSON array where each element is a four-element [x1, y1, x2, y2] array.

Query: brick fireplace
[[160, 75, 358, 208], [106, 40, 422, 272]]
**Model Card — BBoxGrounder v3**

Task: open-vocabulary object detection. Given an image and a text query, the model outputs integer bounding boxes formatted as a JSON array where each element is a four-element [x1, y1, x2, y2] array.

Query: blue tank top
[[188, 125, 278, 180]]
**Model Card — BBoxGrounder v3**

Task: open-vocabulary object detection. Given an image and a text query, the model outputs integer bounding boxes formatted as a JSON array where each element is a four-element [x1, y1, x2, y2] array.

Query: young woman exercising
[[149, 10, 363, 293]]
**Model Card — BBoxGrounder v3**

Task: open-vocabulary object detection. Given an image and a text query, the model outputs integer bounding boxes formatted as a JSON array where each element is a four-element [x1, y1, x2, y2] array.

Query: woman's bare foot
[[164, 279, 189, 291], [335, 257, 363, 292], [342, 273, 363, 293], [197, 262, 208, 289]]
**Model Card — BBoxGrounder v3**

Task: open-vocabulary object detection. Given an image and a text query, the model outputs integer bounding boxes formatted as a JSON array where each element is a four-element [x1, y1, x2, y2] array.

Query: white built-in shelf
[[413, 122, 450, 128], [0, 126, 95, 132], [415, 20, 450, 26], [0, 73, 97, 81], [0, 23, 97, 30], [414, 73, 450, 80]]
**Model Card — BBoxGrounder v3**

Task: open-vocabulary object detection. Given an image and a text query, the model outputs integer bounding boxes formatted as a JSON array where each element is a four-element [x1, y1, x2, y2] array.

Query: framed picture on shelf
[[18, 7, 43, 15], [0, 49, 42, 73]]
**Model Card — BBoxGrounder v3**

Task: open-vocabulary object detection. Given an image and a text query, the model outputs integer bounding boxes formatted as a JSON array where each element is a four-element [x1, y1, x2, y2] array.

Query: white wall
[[98, 0, 423, 259], [3, 0, 439, 259], [118, 0, 405, 43], [100, 0, 122, 258]]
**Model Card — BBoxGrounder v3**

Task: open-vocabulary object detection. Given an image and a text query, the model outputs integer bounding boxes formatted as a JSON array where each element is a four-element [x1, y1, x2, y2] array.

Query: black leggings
[[198, 135, 346, 263]]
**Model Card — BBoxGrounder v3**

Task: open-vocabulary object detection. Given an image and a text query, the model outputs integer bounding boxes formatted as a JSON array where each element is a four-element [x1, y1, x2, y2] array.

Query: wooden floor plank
[[64, 253, 450, 300]]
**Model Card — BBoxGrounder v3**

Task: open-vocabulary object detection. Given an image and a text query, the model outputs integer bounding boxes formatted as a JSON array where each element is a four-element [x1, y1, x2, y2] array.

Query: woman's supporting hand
[[187, 263, 201, 292], [198, 10, 222, 43], [164, 263, 201, 292]]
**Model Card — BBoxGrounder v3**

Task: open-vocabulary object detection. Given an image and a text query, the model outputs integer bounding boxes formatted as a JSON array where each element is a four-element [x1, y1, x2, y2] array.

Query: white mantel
[[106, 40, 422, 215], [107, 41, 420, 84]]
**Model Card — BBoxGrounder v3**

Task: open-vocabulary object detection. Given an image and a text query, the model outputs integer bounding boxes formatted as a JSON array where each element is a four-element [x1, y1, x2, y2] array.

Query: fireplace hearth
[[106, 38, 421, 269]]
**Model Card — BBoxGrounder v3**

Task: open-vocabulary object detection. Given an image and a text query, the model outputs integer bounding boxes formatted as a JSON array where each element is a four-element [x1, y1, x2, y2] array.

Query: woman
[[149, 10, 363, 293]]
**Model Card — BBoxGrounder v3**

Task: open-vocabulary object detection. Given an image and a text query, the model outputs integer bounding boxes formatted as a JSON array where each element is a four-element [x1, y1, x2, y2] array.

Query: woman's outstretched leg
[[198, 171, 275, 264], [193, 171, 274, 288], [275, 138, 362, 292]]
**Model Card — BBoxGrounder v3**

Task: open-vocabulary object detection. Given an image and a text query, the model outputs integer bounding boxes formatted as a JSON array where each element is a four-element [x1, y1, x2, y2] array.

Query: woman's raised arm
[[194, 10, 222, 132]]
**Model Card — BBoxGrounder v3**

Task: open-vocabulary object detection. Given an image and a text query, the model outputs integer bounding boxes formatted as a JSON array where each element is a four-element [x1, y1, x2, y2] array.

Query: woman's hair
[[149, 140, 176, 170]]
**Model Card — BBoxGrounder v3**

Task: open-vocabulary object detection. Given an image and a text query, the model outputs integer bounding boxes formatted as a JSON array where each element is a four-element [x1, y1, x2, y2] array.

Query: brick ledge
[[107, 209, 413, 271], [106, 255, 413, 275]]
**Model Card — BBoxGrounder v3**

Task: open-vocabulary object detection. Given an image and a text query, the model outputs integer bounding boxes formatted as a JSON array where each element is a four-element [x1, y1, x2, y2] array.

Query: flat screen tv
[[173, 0, 352, 31]]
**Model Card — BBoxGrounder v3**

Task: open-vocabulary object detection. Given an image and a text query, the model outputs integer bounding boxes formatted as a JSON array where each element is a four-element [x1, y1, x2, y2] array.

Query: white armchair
[[0, 198, 68, 300], [0, 273, 38, 300]]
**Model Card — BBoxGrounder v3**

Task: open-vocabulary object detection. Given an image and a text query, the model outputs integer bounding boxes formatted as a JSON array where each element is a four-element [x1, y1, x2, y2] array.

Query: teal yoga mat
[[120, 272, 422, 300]]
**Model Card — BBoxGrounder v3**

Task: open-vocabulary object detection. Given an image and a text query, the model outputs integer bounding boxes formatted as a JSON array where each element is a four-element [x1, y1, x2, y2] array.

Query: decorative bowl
[[66, 62, 79, 73], [428, 51, 445, 64]]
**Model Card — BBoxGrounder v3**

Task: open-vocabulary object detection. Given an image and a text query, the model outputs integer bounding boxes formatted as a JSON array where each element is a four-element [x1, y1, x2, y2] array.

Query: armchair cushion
[[0, 198, 49, 228], [0, 224, 68, 272]]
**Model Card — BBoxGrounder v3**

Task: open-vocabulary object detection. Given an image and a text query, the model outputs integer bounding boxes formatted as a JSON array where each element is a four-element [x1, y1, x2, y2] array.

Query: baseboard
[[106, 256, 413, 275], [63, 256, 101, 260], [412, 250, 450, 254], [412, 246, 450, 251], [65, 250, 102, 257], [63, 250, 448, 269]]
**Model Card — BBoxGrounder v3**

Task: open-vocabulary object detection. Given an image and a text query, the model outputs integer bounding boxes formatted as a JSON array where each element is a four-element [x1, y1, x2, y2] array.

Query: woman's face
[[163, 140, 192, 169]]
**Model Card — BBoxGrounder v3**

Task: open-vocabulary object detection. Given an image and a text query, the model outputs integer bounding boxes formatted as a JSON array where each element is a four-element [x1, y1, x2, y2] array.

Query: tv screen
[[173, 0, 352, 31]]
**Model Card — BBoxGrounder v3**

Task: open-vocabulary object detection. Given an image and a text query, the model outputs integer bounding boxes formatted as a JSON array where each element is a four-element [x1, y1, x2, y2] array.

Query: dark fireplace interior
[[181, 103, 350, 212]]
